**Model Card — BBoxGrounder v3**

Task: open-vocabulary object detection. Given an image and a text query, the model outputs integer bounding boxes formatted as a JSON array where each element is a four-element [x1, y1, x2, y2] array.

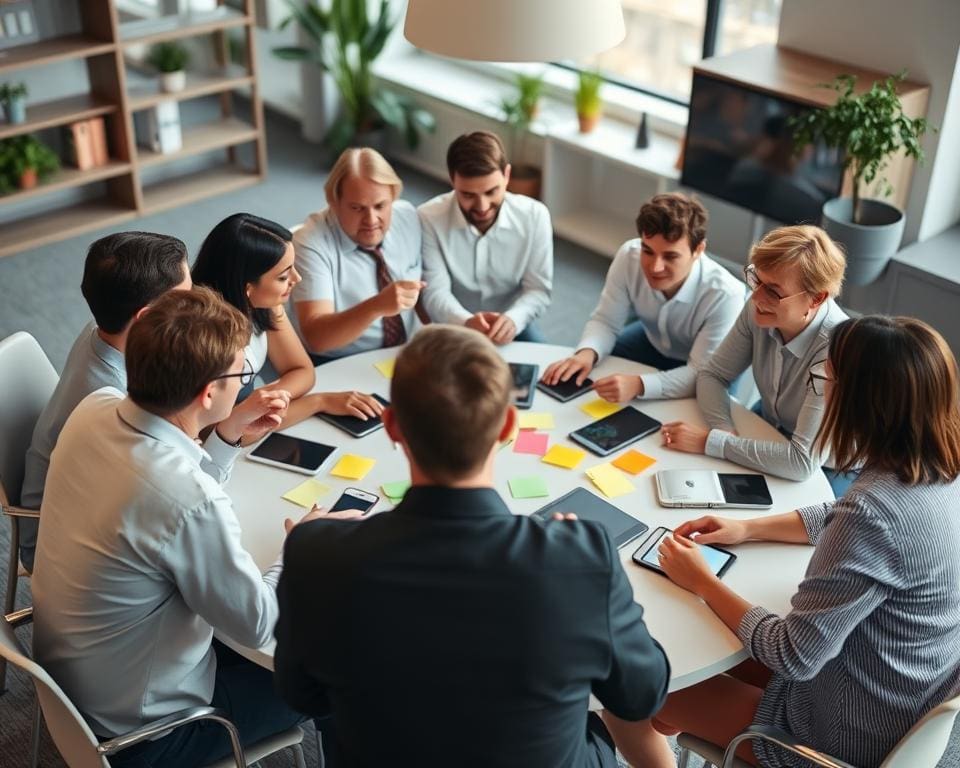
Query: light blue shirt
[[292, 200, 423, 357], [32, 389, 282, 737], [19, 322, 125, 568]]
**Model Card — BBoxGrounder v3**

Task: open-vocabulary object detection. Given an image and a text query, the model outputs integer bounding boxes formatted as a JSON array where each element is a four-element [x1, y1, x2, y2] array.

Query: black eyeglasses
[[807, 359, 834, 396], [213, 358, 254, 387], [744, 264, 808, 305]]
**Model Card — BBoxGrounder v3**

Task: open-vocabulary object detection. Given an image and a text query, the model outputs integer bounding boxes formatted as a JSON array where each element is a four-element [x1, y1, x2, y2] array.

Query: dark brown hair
[[391, 325, 512, 482], [635, 193, 708, 250], [816, 316, 960, 485], [446, 131, 508, 179], [126, 286, 251, 416]]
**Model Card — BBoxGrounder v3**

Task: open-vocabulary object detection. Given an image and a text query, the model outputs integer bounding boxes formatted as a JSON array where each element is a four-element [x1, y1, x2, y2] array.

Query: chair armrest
[[4, 607, 32, 628], [97, 705, 246, 767], [2, 505, 40, 519], [723, 724, 857, 768]]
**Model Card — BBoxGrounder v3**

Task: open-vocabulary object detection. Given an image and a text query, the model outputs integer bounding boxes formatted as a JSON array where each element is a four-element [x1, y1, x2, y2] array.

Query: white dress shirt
[[32, 389, 282, 737], [419, 191, 553, 331], [577, 240, 745, 399], [292, 200, 423, 357]]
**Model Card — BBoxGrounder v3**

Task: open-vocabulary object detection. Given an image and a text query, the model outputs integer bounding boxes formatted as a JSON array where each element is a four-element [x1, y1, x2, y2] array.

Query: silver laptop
[[655, 469, 773, 509]]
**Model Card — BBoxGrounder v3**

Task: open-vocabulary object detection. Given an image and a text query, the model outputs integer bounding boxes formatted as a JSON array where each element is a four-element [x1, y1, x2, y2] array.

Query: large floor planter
[[822, 197, 906, 286]]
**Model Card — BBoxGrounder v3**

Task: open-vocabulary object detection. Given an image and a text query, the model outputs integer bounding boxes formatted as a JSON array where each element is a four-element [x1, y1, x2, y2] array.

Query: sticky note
[[381, 480, 411, 500], [613, 449, 657, 475], [509, 475, 549, 499], [282, 478, 331, 508], [513, 430, 549, 456], [518, 412, 555, 430], [330, 454, 376, 480], [541, 444, 587, 470], [580, 398, 622, 420], [585, 463, 635, 498], [374, 358, 395, 379]]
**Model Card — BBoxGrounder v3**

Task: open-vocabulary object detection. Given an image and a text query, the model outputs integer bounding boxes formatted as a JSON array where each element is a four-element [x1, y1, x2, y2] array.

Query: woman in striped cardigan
[[605, 315, 960, 767]]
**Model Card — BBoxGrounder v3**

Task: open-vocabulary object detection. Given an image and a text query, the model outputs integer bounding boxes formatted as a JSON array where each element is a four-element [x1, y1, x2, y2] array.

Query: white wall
[[777, 0, 960, 243]]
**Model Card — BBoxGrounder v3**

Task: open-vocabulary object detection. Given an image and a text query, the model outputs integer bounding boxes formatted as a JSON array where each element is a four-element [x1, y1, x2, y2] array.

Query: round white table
[[223, 342, 833, 692]]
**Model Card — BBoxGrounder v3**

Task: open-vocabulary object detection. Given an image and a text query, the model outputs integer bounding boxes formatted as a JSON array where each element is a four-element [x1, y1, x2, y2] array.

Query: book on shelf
[[134, 101, 182, 155], [64, 117, 109, 170]]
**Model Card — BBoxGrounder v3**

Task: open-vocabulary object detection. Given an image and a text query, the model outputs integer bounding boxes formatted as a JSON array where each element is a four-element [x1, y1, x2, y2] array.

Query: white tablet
[[655, 469, 773, 509], [247, 433, 337, 475]]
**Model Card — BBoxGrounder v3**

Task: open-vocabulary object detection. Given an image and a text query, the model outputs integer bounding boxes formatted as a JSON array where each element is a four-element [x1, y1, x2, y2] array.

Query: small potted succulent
[[574, 70, 603, 133], [0, 135, 60, 193], [0, 82, 28, 125], [148, 42, 190, 93]]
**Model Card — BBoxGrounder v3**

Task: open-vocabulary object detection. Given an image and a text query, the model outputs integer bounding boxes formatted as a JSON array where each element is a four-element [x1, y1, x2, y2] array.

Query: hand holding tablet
[[633, 526, 737, 587]]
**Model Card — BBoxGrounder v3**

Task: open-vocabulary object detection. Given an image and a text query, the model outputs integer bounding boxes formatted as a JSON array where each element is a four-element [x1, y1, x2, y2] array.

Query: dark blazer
[[274, 485, 669, 768]]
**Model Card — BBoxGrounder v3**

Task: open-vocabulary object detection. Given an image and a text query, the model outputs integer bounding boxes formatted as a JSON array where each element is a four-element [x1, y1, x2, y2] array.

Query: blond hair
[[750, 225, 846, 297], [324, 147, 403, 205]]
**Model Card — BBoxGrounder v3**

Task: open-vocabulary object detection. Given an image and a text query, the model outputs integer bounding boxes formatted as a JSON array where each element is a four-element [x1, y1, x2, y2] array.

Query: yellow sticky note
[[612, 449, 657, 475], [580, 398, 622, 420], [518, 412, 555, 430], [330, 454, 376, 480], [541, 444, 587, 470], [586, 463, 635, 498], [374, 358, 396, 379], [282, 478, 332, 508]]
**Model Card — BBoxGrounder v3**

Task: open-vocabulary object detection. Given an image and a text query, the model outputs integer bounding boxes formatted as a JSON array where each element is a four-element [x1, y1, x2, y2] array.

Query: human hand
[[283, 503, 364, 535], [319, 391, 384, 420], [218, 387, 291, 445], [487, 314, 517, 345], [657, 533, 717, 595], [675, 516, 750, 546], [550, 512, 578, 521], [661, 421, 708, 454], [377, 280, 425, 316], [593, 373, 644, 403], [541, 349, 596, 386], [464, 312, 493, 334]]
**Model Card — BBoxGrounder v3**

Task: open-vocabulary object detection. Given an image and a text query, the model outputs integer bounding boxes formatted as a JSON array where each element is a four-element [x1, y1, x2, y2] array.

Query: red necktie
[[361, 245, 407, 347]]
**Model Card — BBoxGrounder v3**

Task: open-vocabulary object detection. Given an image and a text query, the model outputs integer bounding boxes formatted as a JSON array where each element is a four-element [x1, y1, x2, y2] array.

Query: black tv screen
[[682, 73, 845, 224]]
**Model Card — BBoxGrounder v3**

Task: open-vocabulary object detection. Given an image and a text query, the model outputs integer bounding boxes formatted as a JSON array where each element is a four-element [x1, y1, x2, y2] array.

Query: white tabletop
[[223, 342, 833, 692]]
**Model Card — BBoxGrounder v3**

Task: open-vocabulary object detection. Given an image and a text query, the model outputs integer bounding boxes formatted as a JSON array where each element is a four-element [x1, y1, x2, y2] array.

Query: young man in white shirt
[[419, 131, 553, 344], [293, 147, 427, 358], [542, 193, 743, 401], [32, 288, 357, 768]]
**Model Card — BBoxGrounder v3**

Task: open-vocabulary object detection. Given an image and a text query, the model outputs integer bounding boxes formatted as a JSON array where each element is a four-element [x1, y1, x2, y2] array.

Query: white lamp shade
[[403, 0, 626, 62]]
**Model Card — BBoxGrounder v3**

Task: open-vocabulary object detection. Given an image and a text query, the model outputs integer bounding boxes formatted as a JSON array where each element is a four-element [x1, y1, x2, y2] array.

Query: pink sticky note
[[513, 430, 549, 456]]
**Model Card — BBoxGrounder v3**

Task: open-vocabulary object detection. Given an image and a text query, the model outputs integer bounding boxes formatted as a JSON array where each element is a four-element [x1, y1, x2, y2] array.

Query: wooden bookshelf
[[0, 0, 266, 258]]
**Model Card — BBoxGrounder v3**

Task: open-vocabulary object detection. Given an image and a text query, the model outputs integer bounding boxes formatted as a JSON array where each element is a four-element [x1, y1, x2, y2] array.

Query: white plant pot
[[160, 70, 186, 93]]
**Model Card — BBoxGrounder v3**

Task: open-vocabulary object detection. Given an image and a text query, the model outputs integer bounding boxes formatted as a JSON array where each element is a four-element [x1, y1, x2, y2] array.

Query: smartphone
[[509, 363, 539, 410], [247, 433, 336, 475], [330, 487, 379, 514], [632, 526, 736, 579], [315, 394, 389, 438], [536, 376, 594, 402], [569, 405, 662, 456]]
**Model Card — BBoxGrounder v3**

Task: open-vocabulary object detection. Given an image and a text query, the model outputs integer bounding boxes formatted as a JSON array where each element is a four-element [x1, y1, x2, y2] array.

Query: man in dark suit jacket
[[274, 325, 670, 767]]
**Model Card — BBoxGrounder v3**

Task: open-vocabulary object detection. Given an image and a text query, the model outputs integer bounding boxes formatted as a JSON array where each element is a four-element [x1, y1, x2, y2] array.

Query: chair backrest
[[0, 332, 58, 507], [0, 617, 109, 768], [883, 693, 960, 767]]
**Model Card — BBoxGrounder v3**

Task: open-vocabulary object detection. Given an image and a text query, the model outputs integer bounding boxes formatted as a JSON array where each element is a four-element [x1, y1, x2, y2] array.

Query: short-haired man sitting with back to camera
[[274, 325, 670, 767]]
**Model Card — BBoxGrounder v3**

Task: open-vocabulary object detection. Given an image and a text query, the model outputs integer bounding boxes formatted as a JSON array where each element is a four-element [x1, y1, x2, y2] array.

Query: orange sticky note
[[613, 450, 657, 475]]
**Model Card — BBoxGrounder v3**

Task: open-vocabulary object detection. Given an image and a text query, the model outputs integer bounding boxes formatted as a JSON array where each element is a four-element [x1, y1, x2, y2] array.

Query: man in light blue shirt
[[542, 193, 743, 401], [19, 231, 192, 570]]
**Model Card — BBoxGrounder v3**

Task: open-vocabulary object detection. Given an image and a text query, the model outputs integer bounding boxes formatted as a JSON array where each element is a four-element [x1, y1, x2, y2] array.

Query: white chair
[[0, 332, 58, 692], [0, 611, 307, 768], [677, 693, 960, 768]]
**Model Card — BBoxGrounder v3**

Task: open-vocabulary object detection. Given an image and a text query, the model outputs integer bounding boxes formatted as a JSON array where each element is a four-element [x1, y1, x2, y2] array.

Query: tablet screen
[[637, 528, 734, 576], [509, 363, 538, 407], [537, 376, 594, 401], [250, 433, 336, 471], [573, 406, 661, 452], [532, 488, 649, 548], [719, 473, 773, 506], [317, 394, 389, 436]]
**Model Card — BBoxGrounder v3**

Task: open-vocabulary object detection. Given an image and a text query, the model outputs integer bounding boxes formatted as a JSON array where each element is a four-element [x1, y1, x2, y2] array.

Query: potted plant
[[0, 82, 28, 125], [273, 0, 435, 154], [575, 70, 603, 133], [0, 135, 60, 193], [792, 71, 932, 285], [148, 42, 190, 93], [499, 72, 545, 198]]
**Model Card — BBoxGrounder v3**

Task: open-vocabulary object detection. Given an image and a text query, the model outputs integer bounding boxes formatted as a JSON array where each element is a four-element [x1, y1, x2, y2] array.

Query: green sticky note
[[508, 475, 549, 499], [381, 480, 411, 500]]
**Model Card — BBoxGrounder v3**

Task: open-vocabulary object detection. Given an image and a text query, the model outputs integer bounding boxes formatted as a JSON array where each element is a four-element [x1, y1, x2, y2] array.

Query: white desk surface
[[223, 342, 833, 692]]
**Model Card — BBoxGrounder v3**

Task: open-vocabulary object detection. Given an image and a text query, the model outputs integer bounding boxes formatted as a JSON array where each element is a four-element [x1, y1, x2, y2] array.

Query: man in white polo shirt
[[542, 193, 744, 401], [419, 131, 553, 344], [293, 147, 426, 358]]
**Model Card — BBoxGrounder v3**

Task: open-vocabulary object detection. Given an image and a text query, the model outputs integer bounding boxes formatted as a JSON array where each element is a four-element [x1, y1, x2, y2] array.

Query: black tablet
[[569, 405, 662, 456], [537, 376, 594, 402], [632, 527, 736, 578], [532, 487, 649, 549], [315, 394, 389, 438], [509, 363, 538, 410], [247, 433, 337, 475]]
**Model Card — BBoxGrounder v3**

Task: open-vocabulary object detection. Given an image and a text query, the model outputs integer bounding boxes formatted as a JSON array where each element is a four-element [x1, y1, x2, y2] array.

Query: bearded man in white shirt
[[419, 131, 553, 345]]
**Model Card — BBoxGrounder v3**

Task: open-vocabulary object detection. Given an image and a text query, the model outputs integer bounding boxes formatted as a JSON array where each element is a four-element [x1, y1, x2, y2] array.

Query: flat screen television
[[681, 73, 845, 224]]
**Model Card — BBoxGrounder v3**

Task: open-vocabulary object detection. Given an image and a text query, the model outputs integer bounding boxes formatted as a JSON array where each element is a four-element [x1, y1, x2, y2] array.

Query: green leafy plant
[[0, 135, 60, 194], [574, 69, 603, 117], [273, 0, 435, 154], [147, 42, 190, 73], [498, 72, 545, 166], [791, 71, 932, 223], [0, 82, 28, 104]]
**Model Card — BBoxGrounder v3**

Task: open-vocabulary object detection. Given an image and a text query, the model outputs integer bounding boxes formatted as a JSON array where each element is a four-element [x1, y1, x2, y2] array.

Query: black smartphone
[[569, 405, 662, 456], [315, 394, 389, 438], [509, 363, 539, 410], [632, 527, 736, 579], [537, 376, 594, 402], [330, 487, 379, 513]]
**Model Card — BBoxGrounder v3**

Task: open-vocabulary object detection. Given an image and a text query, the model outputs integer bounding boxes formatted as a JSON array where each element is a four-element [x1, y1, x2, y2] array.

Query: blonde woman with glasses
[[659, 225, 853, 495]]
